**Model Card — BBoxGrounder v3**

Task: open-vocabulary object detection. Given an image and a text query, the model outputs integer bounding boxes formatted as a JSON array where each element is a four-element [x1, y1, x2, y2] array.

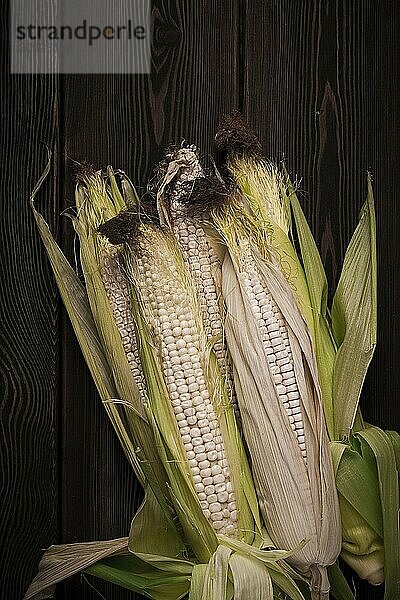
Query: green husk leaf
[[283, 168, 328, 320], [327, 563, 355, 600], [74, 176, 170, 496], [331, 177, 377, 438], [24, 538, 129, 599], [331, 438, 385, 585], [107, 166, 126, 212], [284, 169, 336, 439], [121, 171, 141, 207], [30, 155, 142, 480], [133, 554, 194, 575], [386, 430, 400, 471], [331, 426, 400, 593], [129, 485, 185, 557], [330, 440, 383, 536], [267, 568, 307, 600], [86, 553, 191, 600], [357, 426, 400, 599], [188, 564, 208, 600]]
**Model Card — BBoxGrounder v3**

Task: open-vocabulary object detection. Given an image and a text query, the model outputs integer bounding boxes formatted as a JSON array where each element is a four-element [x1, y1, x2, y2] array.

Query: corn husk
[[211, 201, 341, 599], [287, 172, 399, 597], [27, 154, 310, 600], [217, 113, 399, 599]]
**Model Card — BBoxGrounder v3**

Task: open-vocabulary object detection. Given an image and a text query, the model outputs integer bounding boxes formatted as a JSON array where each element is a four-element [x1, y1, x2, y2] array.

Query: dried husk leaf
[[24, 538, 129, 599], [221, 246, 341, 572], [211, 199, 341, 597]]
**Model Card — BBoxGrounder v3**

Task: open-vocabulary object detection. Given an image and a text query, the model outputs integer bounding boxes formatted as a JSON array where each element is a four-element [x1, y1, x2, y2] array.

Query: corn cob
[[76, 169, 147, 398], [99, 213, 257, 545], [241, 257, 307, 461], [135, 229, 238, 536], [154, 145, 238, 411], [206, 195, 342, 599], [100, 244, 146, 396]]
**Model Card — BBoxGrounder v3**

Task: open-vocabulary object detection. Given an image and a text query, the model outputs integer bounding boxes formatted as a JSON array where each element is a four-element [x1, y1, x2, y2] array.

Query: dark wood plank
[[62, 1, 241, 186], [243, 0, 400, 427], [0, 8, 60, 600], [243, 0, 371, 271], [58, 1, 240, 598], [363, 0, 400, 432], [243, 1, 400, 598]]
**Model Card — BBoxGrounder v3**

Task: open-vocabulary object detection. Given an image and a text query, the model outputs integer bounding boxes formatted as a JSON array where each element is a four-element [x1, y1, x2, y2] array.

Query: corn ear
[[73, 170, 173, 503], [212, 202, 341, 599], [30, 156, 143, 481], [154, 146, 240, 420], [28, 158, 186, 599], [112, 220, 260, 560], [228, 159, 315, 336], [226, 153, 336, 440], [216, 112, 398, 596]]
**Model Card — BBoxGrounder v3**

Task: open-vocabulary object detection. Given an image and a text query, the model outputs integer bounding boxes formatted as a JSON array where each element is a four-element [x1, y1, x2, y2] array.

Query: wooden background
[[1, 1, 399, 598]]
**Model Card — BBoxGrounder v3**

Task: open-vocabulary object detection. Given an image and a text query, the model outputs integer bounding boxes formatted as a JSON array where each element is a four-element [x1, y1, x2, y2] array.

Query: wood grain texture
[[0, 5, 60, 600], [243, 1, 400, 597]]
